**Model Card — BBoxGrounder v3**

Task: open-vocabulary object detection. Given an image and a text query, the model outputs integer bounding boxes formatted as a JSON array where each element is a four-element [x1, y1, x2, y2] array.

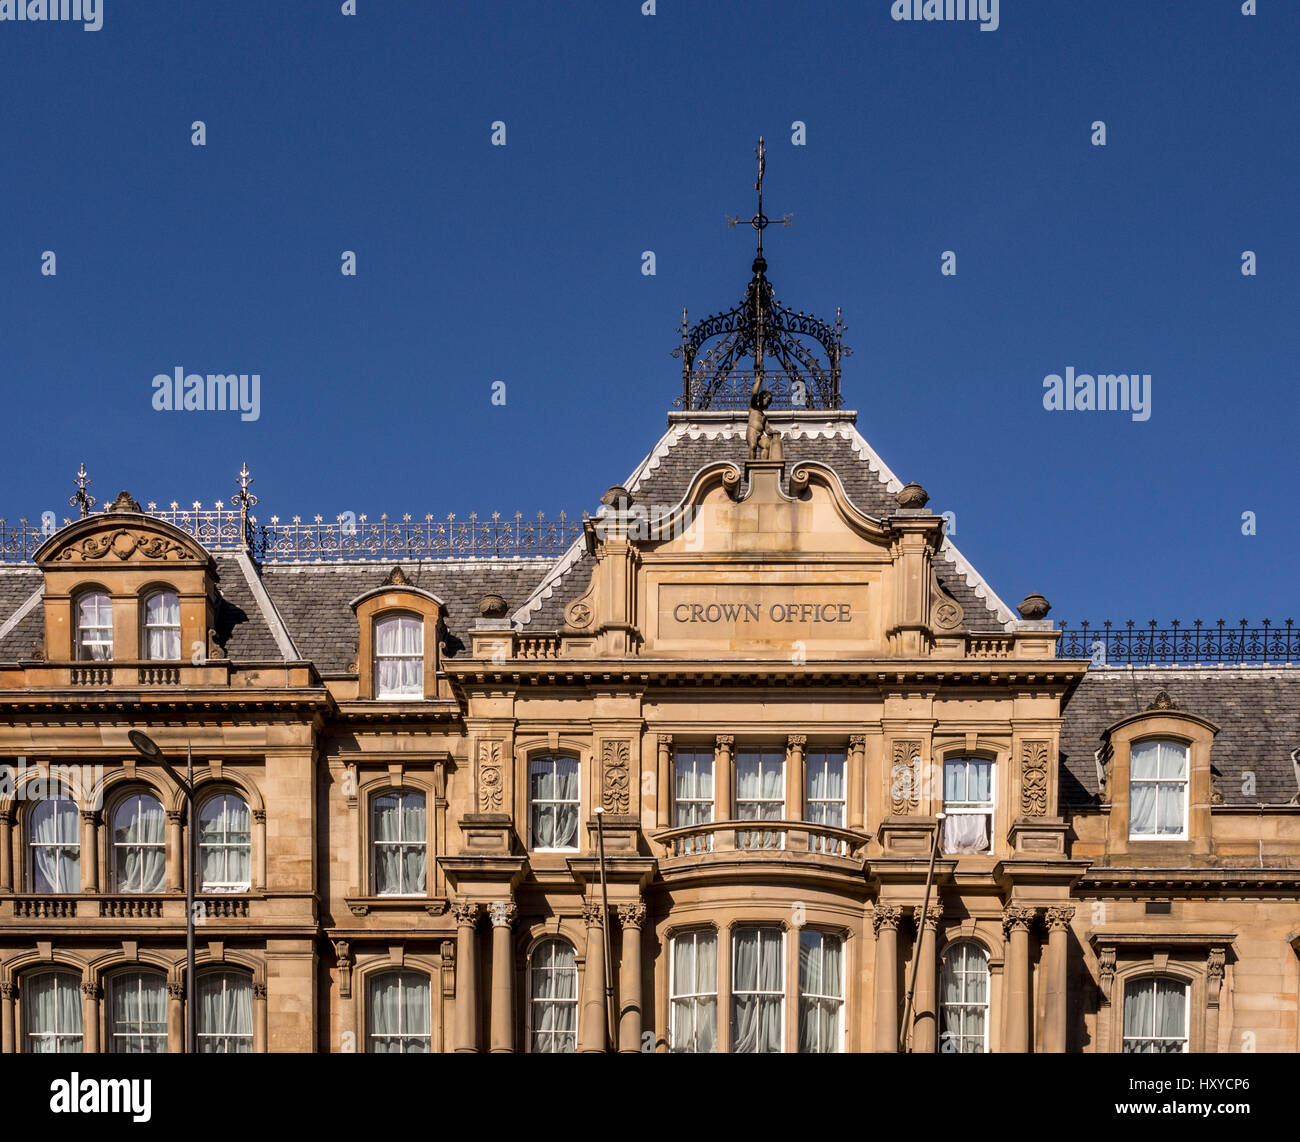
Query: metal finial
[[235, 462, 258, 547], [69, 463, 96, 519]]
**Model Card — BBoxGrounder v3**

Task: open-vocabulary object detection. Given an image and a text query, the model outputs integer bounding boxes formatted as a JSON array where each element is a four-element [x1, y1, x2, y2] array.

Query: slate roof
[[0, 567, 44, 660], [1058, 667, 1300, 808]]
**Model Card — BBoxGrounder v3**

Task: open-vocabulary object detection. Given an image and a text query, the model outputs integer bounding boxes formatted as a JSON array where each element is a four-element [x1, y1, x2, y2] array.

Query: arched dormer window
[[142, 589, 181, 660], [75, 590, 113, 661], [1129, 739, 1189, 840], [374, 613, 423, 699]]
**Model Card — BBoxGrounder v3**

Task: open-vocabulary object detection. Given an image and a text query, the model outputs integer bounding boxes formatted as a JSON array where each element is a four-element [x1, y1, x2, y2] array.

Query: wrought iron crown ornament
[[674, 137, 851, 412]]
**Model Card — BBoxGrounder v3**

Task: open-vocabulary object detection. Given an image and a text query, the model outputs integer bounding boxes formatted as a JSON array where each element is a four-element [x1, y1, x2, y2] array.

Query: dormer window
[[374, 613, 423, 699], [143, 590, 181, 660], [1129, 740, 1188, 840], [75, 591, 113, 661]]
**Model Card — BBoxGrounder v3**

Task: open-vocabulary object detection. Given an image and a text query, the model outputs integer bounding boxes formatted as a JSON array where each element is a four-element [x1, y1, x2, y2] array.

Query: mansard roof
[[1058, 668, 1300, 808]]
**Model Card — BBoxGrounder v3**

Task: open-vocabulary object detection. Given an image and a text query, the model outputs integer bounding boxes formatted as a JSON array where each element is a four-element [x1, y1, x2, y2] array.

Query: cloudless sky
[[0, 0, 1295, 625]]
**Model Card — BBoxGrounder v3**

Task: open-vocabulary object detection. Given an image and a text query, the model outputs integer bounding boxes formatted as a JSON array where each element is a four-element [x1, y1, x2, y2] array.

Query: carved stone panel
[[602, 739, 630, 814], [890, 739, 921, 815], [477, 740, 503, 813], [1020, 740, 1050, 816]]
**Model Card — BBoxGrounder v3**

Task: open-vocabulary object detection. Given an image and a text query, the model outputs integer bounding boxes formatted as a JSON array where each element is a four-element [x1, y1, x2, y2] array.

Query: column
[[165, 810, 184, 894], [655, 735, 672, 830], [253, 982, 268, 1052], [80, 811, 100, 893], [847, 735, 867, 831], [452, 902, 481, 1052], [872, 903, 903, 1052], [167, 981, 185, 1053], [0, 807, 13, 892], [912, 903, 941, 1053], [252, 808, 267, 891], [1, 981, 14, 1053], [714, 735, 734, 829], [1002, 906, 1036, 1052], [617, 902, 646, 1052], [580, 902, 608, 1052], [785, 735, 807, 822], [488, 900, 517, 1053], [81, 981, 100, 1052], [1044, 906, 1075, 1053]]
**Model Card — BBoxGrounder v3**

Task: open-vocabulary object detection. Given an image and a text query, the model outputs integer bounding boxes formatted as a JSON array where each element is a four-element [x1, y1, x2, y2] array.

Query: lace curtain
[[29, 795, 80, 893]]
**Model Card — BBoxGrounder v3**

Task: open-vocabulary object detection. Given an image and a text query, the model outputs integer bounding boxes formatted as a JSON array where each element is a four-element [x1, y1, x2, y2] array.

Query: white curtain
[[942, 813, 990, 853], [674, 751, 714, 826], [368, 972, 430, 1053], [806, 753, 845, 825], [198, 973, 253, 1052], [145, 592, 181, 660], [30, 796, 79, 893], [24, 973, 83, 1053], [76, 593, 113, 660], [670, 932, 717, 1052], [798, 932, 842, 1052], [731, 929, 783, 1052], [372, 792, 426, 894], [940, 943, 988, 1052], [111, 972, 167, 1053], [530, 758, 579, 849], [375, 616, 422, 696], [530, 941, 577, 1053], [199, 794, 251, 890], [1124, 978, 1186, 1052], [736, 752, 784, 849], [113, 796, 166, 893]]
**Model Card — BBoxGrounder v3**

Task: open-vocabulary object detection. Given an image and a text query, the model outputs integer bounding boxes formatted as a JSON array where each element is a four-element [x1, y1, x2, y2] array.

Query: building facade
[[1, 214, 1298, 1055]]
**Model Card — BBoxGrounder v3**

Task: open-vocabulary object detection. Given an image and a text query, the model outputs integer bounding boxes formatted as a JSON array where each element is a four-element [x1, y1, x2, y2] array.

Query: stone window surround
[[350, 586, 444, 701], [516, 742, 589, 855], [348, 770, 436, 904]]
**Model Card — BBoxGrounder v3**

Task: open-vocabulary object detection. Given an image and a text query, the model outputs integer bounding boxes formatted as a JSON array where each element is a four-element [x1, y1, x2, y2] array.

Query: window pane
[[530, 940, 578, 1053], [1131, 741, 1160, 780], [367, 971, 430, 1053], [110, 972, 167, 1053], [197, 972, 253, 1053], [112, 795, 166, 893], [24, 972, 83, 1053]]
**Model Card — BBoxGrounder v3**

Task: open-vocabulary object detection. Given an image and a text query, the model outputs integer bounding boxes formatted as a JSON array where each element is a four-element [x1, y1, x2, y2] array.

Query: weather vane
[[726, 136, 793, 261]]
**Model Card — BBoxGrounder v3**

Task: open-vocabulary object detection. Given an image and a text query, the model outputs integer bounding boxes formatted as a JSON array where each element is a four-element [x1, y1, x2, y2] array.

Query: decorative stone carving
[[1207, 947, 1227, 1007], [1001, 906, 1037, 936], [1097, 947, 1117, 1003], [747, 378, 784, 462], [167, 981, 186, 1000], [890, 740, 921, 815], [582, 902, 606, 928], [914, 903, 942, 930], [207, 629, 227, 660], [80, 981, 101, 999], [566, 600, 593, 628], [452, 901, 481, 927], [872, 902, 903, 936], [0, 981, 14, 1000], [383, 565, 411, 587], [1045, 905, 1076, 932], [107, 490, 142, 514], [488, 901, 517, 928], [55, 528, 189, 562], [602, 739, 631, 814], [931, 579, 965, 631], [1148, 689, 1178, 711], [477, 740, 503, 812], [600, 485, 633, 509], [478, 592, 508, 619], [1020, 740, 1050, 817], [1016, 593, 1051, 620], [252, 982, 268, 1000], [334, 939, 353, 998], [896, 482, 929, 509], [787, 465, 812, 497], [617, 902, 647, 929]]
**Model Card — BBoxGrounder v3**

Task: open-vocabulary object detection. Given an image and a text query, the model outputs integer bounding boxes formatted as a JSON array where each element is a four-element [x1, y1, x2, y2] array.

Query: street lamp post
[[128, 730, 196, 1054]]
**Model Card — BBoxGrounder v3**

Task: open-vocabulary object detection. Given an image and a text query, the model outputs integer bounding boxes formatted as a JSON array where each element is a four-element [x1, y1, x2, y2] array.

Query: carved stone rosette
[[602, 739, 631, 815], [477, 740, 503, 813], [890, 740, 921, 815], [1001, 906, 1037, 937], [488, 901, 517, 928], [452, 901, 481, 928], [1044, 905, 1076, 932], [1020, 740, 1050, 817], [617, 902, 647, 930], [872, 902, 903, 937]]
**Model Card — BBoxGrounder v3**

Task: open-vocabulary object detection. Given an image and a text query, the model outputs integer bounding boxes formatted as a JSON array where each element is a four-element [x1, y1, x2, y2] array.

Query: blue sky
[[0, 0, 1295, 625]]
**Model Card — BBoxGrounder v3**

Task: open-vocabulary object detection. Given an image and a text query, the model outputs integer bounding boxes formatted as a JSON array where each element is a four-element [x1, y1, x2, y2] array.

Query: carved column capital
[[1002, 906, 1037, 937], [252, 808, 267, 824], [252, 982, 268, 1000], [657, 733, 674, 749], [849, 734, 867, 752], [167, 981, 186, 1000], [914, 903, 943, 930], [452, 901, 482, 928], [872, 902, 903, 936], [489, 900, 517, 928], [617, 902, 647, 930], [714, 734, 734, 754], [80, 809, 101, 827], [787, 734, 807, 753], [0, 980, 14, 999], [1045, 905, 1076, 932], [0, 805, 13, 825], [80, 981, 101, 1000], [166, 809, 185, 825], [582, 902, 606, 928]]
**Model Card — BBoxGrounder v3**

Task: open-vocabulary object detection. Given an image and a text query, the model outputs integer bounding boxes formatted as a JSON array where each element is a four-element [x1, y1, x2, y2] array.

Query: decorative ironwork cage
[[1059, 620, 1300, 665]]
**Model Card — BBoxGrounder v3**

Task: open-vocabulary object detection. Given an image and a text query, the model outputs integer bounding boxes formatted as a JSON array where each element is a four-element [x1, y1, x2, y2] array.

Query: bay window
[[731, 926, 784, 1052], [798, 930, 843, 1052], [736, 748, 784, 850], [669, 929, 717, 1053], [805, 747, 846, 853], [673, 747, 714, 853]]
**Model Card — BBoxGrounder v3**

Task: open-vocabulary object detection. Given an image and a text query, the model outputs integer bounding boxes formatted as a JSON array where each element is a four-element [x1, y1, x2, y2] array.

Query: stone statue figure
[[747, 375, 784, 462]]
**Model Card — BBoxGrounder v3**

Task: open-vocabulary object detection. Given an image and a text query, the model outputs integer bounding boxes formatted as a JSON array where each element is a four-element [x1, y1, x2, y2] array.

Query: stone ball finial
[[1017, 593, 1052, 620], [601, 485, 633, 509], [107, 490, 141, 514], [896, 482, 929, 509], [479, 593, 508, 619]]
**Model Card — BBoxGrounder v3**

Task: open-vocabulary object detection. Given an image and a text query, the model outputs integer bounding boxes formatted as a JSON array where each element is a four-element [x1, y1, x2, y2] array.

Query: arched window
[[197, 971, 253, 1053], [366, 970, 430, 1053], [731, 926, 784, 1052], [110, 793, 166, 893], [371, 790, 426, 895], [23, 971, 83, 1053], [75, 591, 113, 661], [27, 788, 80, 893], [109, 970, 168, 1053], [798, 930, 843, 1053], [528, 939, 578, 1053], [528, 755, 579, 851], [374, 613, 423, 698], [940, 941, 990, 1053], [941, 756, 994, 854], [669, 929, 717, 1053], [198, 793, 251, 892], [142, 590, 181, 660], [1129, 740, 1189, 839], [1123, 976, 1189, 1053]]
